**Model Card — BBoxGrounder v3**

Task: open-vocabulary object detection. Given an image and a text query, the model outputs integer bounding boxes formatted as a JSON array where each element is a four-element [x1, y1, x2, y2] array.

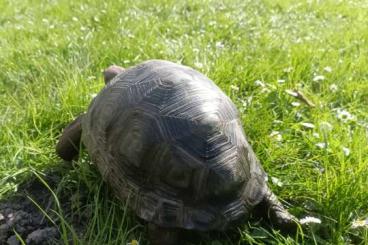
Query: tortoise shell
[[81, 60, 268, 230]]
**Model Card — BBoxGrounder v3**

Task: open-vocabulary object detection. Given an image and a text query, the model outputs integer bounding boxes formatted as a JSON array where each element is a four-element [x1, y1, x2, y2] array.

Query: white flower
[[283, 67, 293, 73], [230, 84, 239, 92], [313, 75, 325, 82], [316, 142, 327, 149], [260, 87, 271, 94], [301, 122, 315, 129], [270, 131, 282, 142], [273, 120, 283, 124], [329, 84, 338, 92], [254, 80, 266, 87], [87, 76, 96, 81], [324, 66, 332, 73], [336, 109, 356, 122], [194, 62, 203, 69], [277, 79, 286, 84], [90, 93, 97, 98], [285, 89, 298, 97], [291, 101, 301, 107], [313, 132, 320, 138], [209, 21, 217, 26], [271, 177, 283, 187], [352, 218, 368, 228], [320, 122, 333, 132], [215, 41, 224, 49], [240, 96, 253, 109], [300, 216, 322, 225], [295, 112, 303, 120], [342, 147, 350, 156]]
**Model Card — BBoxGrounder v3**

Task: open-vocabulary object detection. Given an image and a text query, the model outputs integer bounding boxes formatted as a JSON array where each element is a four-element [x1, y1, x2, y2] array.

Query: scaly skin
[[147, 223, 180, 245], [257, 186, 298, 233], [55, 114, 83, 161], [103, 65, 125, 84]]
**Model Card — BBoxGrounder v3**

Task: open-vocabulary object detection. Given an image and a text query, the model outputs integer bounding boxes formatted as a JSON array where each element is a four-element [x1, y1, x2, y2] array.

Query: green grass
[[1, 0, 368, 244]]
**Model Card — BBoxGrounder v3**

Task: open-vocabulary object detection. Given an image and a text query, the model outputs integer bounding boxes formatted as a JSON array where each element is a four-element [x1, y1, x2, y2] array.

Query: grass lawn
[[1, 0, 368, 244]]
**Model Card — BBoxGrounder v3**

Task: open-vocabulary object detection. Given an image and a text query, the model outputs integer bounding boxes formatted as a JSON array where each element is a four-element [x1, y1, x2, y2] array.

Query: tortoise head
[[103, 65, 125, 84]]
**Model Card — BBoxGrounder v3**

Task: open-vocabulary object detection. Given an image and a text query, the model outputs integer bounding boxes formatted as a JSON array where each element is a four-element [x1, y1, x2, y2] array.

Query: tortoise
[[56, 60, 297, 244]]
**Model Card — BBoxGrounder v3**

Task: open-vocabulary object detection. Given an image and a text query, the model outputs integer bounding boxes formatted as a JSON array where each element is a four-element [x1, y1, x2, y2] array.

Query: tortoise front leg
[[56, 114, 84, 161], [257, 186, 299, 233], [147, 223, 180, 245]]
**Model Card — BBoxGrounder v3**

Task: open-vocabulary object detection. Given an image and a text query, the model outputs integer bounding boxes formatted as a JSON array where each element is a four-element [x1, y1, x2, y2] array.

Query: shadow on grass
[[0, 161, 141, 245], [0, 161, 306, 245]]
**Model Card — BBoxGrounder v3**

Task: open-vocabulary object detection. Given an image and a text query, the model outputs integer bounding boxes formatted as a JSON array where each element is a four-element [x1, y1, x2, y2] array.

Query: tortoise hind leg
[[257, 186, 299, 233], [147, 223, 180, 245], [56, 114, 84, 161]]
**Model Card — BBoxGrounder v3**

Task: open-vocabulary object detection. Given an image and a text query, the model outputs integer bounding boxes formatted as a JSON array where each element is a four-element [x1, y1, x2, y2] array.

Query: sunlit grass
[[1, 0, 368, 244]]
